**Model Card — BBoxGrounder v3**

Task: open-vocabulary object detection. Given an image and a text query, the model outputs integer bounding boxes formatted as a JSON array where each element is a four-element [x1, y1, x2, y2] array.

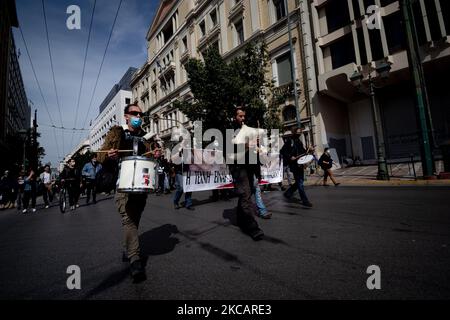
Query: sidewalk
[[304, 164, 450, 187]]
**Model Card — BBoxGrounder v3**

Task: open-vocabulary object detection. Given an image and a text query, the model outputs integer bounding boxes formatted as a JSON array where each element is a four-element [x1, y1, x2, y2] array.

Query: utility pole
[[32, 109, 38, 170], [401, 0, 434, 178], [284, 0, 301, 128]]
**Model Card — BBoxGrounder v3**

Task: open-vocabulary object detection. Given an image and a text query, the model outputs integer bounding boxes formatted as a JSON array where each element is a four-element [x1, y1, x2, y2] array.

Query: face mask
[[130, 117, 142, 129]]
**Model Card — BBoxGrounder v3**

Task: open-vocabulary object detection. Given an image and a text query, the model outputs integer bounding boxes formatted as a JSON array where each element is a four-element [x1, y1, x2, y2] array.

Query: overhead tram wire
[[18, 26, 61, 163], [41, 124, 90, 131], [79, 0, 123, 143], [69, 0, 97, 152], [41, 0, 66, 157]]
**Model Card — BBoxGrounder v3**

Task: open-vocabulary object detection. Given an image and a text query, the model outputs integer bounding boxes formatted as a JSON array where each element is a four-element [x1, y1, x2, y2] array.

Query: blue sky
[[13, 0, 158, 167]]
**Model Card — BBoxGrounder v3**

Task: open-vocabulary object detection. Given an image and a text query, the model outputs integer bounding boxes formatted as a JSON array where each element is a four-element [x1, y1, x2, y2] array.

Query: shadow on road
[[140, 224, 180, 257], [82, 267, 130, 299], [222, 208, 238, 226], [82, 224, 180, 298]]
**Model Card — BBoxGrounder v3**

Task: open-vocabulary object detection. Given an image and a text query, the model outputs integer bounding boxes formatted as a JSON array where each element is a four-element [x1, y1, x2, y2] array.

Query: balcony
[[140, 87, 149, 99], [180, 50, 190, 63], [272, 82, 296, 98], [198, 24, 221, 51], [229, 0, 244, 21], [158, 61, 176, 79]]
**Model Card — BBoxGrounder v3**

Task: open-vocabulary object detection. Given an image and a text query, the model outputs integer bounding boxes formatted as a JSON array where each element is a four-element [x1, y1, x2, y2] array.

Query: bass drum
[[117, 156, 156, 193]]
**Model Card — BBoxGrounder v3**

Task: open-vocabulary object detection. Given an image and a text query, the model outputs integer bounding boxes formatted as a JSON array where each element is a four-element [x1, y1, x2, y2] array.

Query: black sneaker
[[185, 206, 195, 211], [283, 192, 292, 200], [249, 228, 264, 241], [130, 260, 146, 283], [174, 203, 181, 210], [302, 201, 313, 208], [259, 212, 272, 219]]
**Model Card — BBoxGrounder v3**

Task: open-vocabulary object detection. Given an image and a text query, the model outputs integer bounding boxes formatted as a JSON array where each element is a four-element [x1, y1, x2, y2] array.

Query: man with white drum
[[99, 103, 149, 283], [283, 126, 313, 208]]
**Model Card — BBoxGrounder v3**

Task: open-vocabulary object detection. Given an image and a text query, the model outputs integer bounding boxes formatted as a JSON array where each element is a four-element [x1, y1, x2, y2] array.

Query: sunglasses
[[127, 111, 144, 117]]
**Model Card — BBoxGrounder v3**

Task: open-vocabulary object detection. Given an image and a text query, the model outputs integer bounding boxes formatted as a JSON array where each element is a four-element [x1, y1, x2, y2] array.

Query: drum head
[[122, 156, 153, 162], [297, 154, 314, 165]]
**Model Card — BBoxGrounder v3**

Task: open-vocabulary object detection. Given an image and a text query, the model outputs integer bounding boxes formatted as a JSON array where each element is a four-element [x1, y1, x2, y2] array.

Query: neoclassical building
[[131, 0, 312, 152], [301, 0, 450, 164]]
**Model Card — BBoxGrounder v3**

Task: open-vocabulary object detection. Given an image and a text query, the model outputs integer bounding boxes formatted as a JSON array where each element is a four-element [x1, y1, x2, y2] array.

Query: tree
[[72, 150, 93, 174], [175, 41, 284, 136]]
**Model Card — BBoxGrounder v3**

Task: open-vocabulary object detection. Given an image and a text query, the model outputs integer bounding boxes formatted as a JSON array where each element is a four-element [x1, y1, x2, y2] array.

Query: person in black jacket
[[283, 126, 313, 207], [318, 148, 340, 186], [228, 107, 264, 241], [60, 158, 81, 211]]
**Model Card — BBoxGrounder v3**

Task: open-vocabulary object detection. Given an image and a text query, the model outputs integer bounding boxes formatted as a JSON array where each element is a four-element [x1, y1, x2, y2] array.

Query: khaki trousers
[[115, 192, 148, 262]]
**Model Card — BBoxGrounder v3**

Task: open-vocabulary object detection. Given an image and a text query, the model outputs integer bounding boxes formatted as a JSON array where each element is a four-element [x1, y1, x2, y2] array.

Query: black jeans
[[85, 179, 97, 203], [68, 185, 80, 207], [231, 167, 259, 232], [284, 167, 310, 203], [23, 185, 37, 209], [42, 184, 53, 205]]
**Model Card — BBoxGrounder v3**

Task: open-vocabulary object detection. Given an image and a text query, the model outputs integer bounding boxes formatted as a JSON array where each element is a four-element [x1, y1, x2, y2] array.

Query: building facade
[[131, 0, 312, 152], [302, 0, 450, 164], [89, 67, 135, 151], [0, 0, 31, 171]]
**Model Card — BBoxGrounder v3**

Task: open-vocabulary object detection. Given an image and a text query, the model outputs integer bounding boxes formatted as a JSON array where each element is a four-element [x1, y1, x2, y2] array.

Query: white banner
[[182, 149, 283, 192], [259, 154, 283, 185]]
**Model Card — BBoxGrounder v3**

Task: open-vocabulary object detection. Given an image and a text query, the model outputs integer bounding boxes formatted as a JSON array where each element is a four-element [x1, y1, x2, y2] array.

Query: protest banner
[[182, 149, 283, 192]]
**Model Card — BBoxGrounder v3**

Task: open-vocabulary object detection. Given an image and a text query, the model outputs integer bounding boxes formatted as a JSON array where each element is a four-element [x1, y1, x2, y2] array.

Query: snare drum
[[117, 156, 156, 193], [297, 154, 314, 166]]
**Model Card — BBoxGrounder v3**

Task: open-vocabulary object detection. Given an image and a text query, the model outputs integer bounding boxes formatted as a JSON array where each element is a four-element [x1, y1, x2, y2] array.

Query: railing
[[273, 82, 295, 98]]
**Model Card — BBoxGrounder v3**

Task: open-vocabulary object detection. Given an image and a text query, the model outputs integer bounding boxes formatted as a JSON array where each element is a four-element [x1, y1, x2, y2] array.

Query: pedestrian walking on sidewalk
[[318, 148, 340, 186]]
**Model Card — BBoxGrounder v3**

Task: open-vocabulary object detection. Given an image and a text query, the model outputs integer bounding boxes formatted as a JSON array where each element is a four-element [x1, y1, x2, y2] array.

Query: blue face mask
[[130, 117, 142, 129]]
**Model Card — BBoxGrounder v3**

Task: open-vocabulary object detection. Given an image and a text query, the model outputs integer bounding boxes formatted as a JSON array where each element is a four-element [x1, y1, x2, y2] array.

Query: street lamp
[[350, 62, 392, 180], [18, 129, 28, 169]]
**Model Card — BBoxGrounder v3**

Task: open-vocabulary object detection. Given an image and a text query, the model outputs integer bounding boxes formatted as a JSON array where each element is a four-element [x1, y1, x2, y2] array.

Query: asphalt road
[[0, 186, 449, 300]]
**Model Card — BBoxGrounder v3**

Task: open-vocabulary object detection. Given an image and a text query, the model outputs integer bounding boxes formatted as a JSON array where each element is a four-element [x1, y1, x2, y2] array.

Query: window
[[273, 0, 287, 21], [351, 0, 361, 20], [199, 20, 206, 37], [412, 1, 427, 45], [182, 36, 188, 53], [356, 27, 368, 65], [283, 105, 296, 123], [379, 0, 396, 6], [424, 0, 443, 41], [276, 52, 293, 86], [442, 0, 450, 35], [383, 12, 406, 54], [329, 33, 356, 69], [162, 19, 174, 43], [368, 28, 384, 61], [210, 9, 218, 29], [325, 0, 351, 33], [125, 98, 130, 105], [234, 19, 244, 45]]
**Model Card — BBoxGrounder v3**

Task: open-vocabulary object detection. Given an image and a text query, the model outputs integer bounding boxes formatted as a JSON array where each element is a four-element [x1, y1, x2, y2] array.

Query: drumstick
[[95, 150, 134, 153], [142, 148, 162, 157]]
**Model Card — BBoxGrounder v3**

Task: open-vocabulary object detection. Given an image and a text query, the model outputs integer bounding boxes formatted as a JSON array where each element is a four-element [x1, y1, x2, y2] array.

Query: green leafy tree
[[175, 41, 284, 136]]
